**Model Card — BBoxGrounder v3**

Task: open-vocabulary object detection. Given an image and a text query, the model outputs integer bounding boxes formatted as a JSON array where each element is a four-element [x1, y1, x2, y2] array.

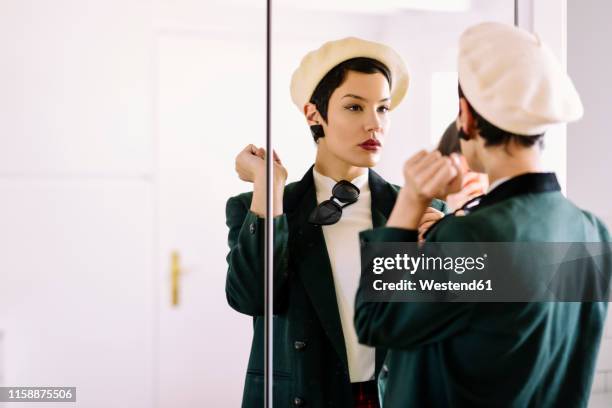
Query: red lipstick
[[359, 139, 381, 151]]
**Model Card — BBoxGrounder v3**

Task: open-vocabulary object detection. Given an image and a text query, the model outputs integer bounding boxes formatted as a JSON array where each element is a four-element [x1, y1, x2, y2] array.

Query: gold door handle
[[171, 251, 181, 307]]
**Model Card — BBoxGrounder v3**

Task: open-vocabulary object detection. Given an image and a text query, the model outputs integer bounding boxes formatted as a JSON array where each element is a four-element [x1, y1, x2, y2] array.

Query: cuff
[[242, 210, 288, 239]]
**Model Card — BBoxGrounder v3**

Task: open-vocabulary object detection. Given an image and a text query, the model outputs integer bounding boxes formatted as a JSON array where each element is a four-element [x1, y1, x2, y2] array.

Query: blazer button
[[249, 223, 256, 234], [294, 340, 307, 351], [293, 397, 305, 406]]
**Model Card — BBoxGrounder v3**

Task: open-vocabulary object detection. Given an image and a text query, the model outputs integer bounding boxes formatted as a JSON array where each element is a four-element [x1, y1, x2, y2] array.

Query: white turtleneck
[[312, 168, 375, 383]]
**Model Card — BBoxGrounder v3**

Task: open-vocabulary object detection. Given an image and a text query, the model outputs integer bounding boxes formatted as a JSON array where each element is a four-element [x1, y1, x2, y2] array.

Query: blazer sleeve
[[354, 225, 474, 350], [224, 193, 291, 316]]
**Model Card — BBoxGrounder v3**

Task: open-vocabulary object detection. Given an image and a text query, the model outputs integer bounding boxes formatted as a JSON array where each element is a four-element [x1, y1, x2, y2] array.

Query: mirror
[[225, 1, 515, 406]]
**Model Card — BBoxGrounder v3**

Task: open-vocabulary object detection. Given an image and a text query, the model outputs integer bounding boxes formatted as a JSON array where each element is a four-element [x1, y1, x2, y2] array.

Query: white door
[[155, 32, 266, 407]]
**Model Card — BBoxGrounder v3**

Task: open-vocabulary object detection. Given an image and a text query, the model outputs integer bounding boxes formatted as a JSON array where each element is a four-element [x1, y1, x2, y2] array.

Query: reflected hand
[[235, 144, 288, 186], [445, 171, 487, 211], [235, 144, 264, 182], [418, 207, 444, 242]]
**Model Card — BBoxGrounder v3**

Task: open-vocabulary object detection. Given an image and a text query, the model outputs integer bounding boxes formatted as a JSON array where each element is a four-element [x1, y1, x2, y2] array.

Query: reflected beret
[[290, 37, 409, 112]]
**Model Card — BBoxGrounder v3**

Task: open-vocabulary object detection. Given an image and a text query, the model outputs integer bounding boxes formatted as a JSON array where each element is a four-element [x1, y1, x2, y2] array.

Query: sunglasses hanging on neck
[[308, 180, 361, 226]]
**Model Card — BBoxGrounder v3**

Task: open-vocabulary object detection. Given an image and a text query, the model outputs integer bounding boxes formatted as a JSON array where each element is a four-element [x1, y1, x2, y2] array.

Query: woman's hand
[[235, 144, 287, 217], [387, 150, 462, 230], [418, 207, 444, 242], [402, 150, 463, 204], [445, 171, 487, 211], [235, 144, 265, 183], [270, 149, 288, 187], [235, 144, 288, 186]]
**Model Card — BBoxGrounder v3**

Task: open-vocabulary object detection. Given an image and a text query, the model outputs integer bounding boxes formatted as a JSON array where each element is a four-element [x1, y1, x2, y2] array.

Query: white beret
[[458, 22, 583, 136], [290, 37, 409, 112]]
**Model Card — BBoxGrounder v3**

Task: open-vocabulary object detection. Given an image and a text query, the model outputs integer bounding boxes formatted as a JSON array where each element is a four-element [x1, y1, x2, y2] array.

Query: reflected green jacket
[[355, 172, 610, 408], [225, 165, 447, 407]]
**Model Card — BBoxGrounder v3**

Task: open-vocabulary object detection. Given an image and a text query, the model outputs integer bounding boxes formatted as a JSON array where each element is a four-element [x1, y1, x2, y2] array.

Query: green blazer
[[225, 165, 448, 407], [355, 173, 610, 407]]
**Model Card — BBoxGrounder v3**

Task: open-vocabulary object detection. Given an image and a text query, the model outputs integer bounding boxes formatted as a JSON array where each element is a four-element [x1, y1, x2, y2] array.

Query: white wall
[[567, 0, 612, 404], [567, 0, 612, 228], [374, 0, 514, 184], [0, 2, 156, 407]]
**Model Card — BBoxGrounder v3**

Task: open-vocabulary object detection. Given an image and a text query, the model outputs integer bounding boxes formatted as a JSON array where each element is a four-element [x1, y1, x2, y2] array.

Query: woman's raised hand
[[235, 144, 288, 186], [236, 145, 287, 217], [445, 171, 487, 211], [401, 150, 463, 204], [235, 144, 264, 183]]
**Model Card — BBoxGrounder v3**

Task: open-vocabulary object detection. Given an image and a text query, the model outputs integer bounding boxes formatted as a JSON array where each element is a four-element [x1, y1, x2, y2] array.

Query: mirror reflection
[[226, 1, 515, 407]]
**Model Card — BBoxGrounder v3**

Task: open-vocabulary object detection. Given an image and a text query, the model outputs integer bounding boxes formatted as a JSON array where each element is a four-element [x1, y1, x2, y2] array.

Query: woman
[[225, 37, 447, 407]]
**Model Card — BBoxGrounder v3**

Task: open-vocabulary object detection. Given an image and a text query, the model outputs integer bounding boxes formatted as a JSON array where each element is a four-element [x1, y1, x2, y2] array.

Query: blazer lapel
[[286, 167, 348, 367], [369, 168, 398, 228], [285, 167, 399, 373]]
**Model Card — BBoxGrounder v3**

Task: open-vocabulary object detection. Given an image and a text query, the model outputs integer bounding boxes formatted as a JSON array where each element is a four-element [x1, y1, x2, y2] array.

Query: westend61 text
[[373, 279, 493, 292]]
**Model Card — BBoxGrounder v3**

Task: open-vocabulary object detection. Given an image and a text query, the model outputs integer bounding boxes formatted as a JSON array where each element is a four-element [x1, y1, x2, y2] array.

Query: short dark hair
[[437, 121, 461, 156], [458, 84, 544, 149], [308, 57, 392, 142]]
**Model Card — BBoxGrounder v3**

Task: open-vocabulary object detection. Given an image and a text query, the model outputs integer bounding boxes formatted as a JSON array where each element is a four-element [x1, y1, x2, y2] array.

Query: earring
[[458, 127, 470, 141], [310, 124, 325, 140]]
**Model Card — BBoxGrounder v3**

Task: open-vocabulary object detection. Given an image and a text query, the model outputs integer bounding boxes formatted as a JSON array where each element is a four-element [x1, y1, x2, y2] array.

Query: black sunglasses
[[308, 180, 360, 226]]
